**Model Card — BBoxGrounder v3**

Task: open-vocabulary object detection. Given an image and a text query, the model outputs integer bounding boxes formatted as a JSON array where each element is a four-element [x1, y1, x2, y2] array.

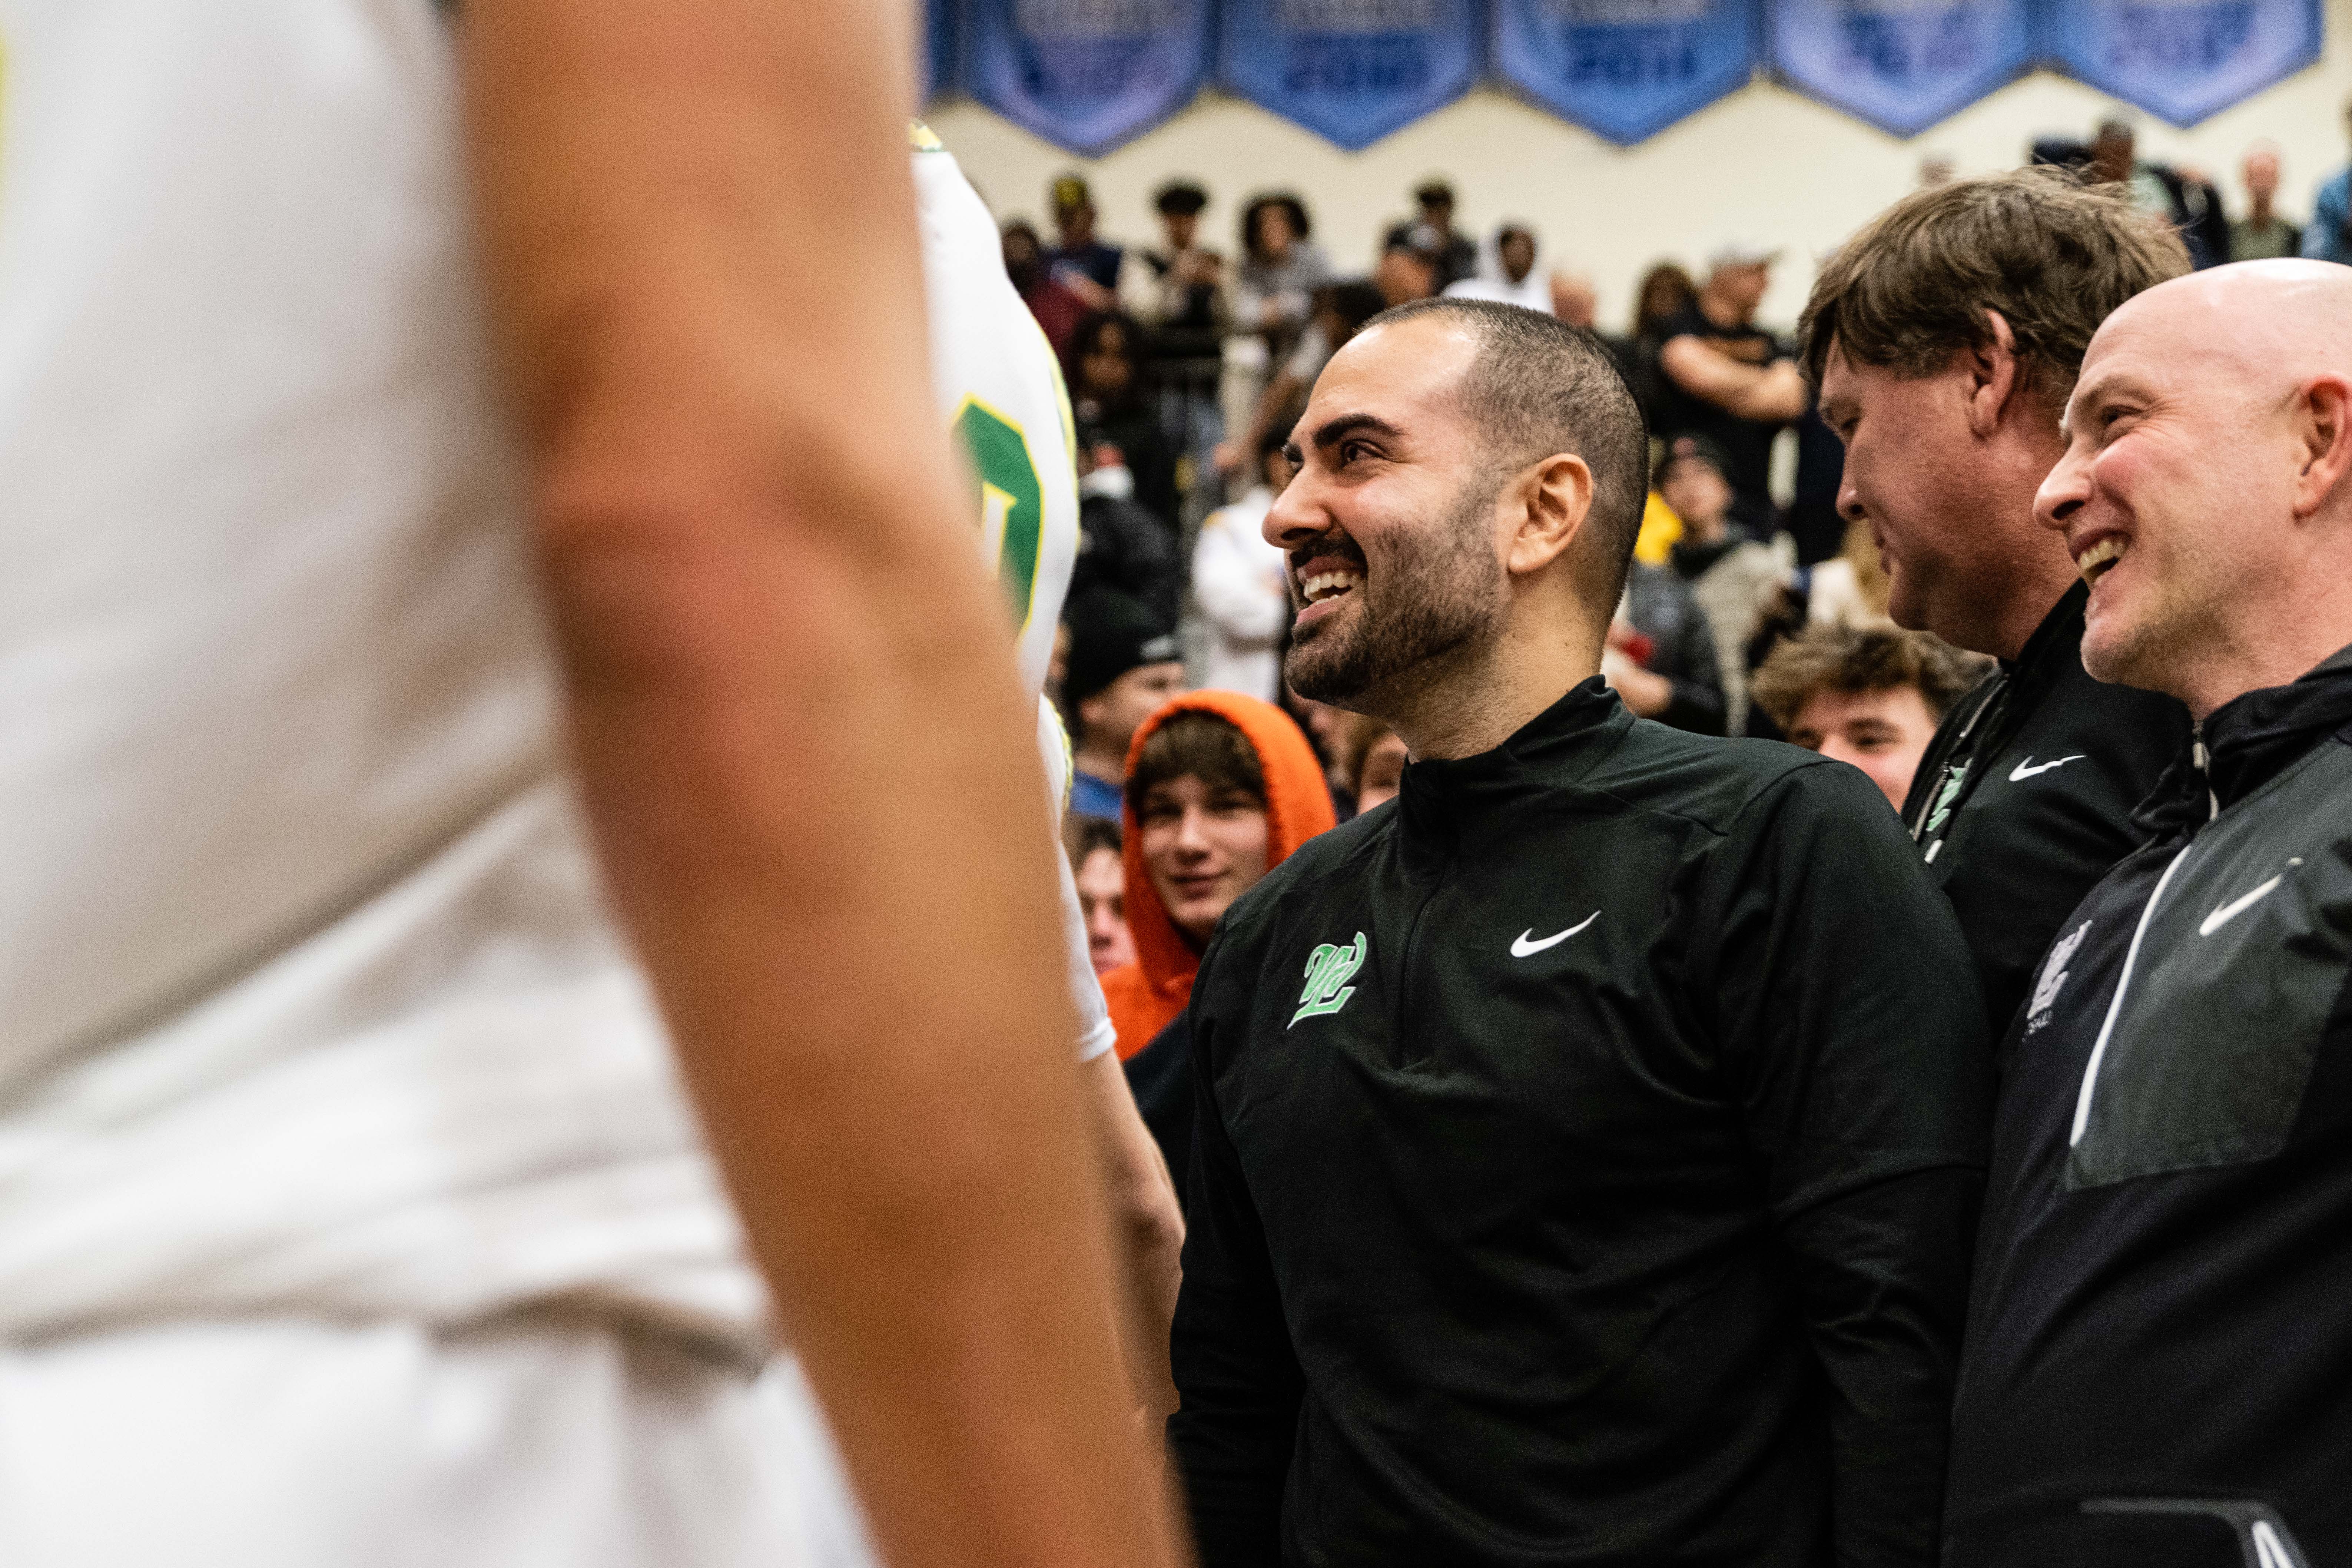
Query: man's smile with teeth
[[2076, 536, 2127, 586], [1301, 569, 1364, 604]]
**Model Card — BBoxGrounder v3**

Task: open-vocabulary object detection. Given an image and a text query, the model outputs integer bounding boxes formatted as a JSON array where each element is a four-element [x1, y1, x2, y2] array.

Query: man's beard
[[1284, 481, 1505, 710]]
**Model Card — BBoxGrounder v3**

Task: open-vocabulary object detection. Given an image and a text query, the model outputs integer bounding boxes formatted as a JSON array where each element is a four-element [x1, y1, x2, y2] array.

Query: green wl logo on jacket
[[1290, 932, 1369, 1028]]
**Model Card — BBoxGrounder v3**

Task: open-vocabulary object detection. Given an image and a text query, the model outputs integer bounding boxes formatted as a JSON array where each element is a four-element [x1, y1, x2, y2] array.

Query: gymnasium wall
[[928, 0, 2352, 332]]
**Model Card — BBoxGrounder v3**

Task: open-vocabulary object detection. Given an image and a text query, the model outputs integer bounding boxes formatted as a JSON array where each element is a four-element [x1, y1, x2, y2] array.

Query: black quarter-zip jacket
[[1170, 680, 1992, 1568], [1946, 646, 2352, 1568], [1902, 583, 2192, 1038]]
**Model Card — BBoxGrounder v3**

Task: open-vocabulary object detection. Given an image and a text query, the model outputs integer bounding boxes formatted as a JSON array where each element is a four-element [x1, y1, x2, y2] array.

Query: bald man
[[1946, 261, 2352, 1568]]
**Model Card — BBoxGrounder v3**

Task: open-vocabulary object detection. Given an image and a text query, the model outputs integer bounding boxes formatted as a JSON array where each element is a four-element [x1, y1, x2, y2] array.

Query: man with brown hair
[[1802, 169, 2194, 1036]]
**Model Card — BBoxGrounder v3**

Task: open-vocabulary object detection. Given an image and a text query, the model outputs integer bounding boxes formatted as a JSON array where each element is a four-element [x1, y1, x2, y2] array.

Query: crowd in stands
[[1022, 107, 2352, 1077]]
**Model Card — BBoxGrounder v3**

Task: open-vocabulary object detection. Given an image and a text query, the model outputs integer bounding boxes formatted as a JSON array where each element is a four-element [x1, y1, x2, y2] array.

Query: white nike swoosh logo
[[1512, 913, 1600, 957], [2200, 875, 2282, 936], [2010, 755, 2086, 781]]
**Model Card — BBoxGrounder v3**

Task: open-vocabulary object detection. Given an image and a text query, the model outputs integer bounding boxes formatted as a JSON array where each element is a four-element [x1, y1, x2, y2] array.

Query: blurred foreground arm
[[463, 6, 1181, 1567], [1084, 1047, 1185, 1427]]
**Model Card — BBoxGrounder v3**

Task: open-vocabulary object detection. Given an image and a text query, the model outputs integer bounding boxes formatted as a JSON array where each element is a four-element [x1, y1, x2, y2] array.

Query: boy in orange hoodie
[[1108, 690, 1336, 1182]]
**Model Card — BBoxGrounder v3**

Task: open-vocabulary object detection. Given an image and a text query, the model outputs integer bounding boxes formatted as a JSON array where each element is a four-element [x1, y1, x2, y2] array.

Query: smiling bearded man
[[1167, 298, 1993, 1568], [1283, 454, 1505, 707], [1946, 260, 2352, 1568]]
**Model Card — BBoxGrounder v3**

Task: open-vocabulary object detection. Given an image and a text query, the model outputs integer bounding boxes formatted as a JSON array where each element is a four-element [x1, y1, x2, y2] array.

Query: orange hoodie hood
[[1101, 689, 1337, 1059]]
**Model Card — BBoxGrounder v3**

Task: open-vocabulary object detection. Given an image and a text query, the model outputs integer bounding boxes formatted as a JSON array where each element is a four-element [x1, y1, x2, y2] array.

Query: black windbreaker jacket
[[1902, 583, 2191, 1037], [1171, 680, 1991, 1568], [1947, 646, 2352, 1568]]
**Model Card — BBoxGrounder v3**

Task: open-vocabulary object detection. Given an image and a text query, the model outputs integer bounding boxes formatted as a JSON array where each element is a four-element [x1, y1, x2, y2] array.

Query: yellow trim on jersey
[[1045, 698, 1076, 815], [908, 120, 945, 152]]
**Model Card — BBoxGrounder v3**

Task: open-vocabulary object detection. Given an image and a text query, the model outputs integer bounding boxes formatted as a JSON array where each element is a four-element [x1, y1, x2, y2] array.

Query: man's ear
[[2292, 374, 2352, 520], [1504, 453, 1594, 578], [1077, 690, 1107, 739], [1966, 309, 2027, 438]]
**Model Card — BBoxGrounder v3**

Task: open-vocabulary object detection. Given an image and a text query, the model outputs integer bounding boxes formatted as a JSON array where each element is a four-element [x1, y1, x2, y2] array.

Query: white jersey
[[0, 4, 1111, 1359], [912, 124, 1078, 706], [0, 0, 763, 1349], [912, 126, 1113, 1063]]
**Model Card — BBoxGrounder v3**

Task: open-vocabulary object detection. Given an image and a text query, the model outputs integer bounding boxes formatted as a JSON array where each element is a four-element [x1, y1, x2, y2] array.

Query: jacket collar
[[1397, 677, 1628, 839], [2007, 581, 2089, 684], [1952, 584, 2086, 766], [2136, 642, 2352, 833]]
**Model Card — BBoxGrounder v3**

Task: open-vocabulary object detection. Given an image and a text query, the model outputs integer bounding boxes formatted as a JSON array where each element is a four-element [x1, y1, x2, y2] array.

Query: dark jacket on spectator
[[1902, 583, 2189, 1035], [1069, 490, 1183, 628], [1078, 398, 1182, 536], [1623, 560, 1727, 736], [1171, 679, 1990, 1568], [1947, 644, 2352, 1567]]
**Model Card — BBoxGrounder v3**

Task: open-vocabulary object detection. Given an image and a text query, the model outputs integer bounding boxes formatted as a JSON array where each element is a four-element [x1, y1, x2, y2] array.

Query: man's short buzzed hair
[[1366, 296, 1651, 616], [1799, 168, 2188, 406]]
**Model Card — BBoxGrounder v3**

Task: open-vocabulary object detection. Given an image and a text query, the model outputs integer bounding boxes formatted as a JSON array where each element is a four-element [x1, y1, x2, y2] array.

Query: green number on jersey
[[953, 398, 1044, 633]]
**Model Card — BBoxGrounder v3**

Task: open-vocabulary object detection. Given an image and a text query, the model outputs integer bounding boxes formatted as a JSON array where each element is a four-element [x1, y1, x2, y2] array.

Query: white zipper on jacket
[[2070, 842, 2195, 1147], [2192, 721, 2219, 821]]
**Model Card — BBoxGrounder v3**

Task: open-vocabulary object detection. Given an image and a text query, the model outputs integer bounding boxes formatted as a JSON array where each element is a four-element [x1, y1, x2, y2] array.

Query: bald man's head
[[2036, 261, 2352, 715]]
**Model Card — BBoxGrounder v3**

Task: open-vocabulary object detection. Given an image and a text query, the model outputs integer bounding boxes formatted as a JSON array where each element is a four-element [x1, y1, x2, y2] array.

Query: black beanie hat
[[1064, 587, 1181, 707]]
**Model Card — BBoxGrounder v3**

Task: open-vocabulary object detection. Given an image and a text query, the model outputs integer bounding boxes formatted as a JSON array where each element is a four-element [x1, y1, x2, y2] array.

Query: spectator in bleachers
[[2231, 145, 2300, 261], [1807, 514, 1894, 629], [1633, 261, 1696, 338], [1751, 624, 1991, 811], [1064, 814, 1137, 976], [1121, 179, 1228, 347], [1659, 434, 1791, 733], [1654, 242, 1809, 538], [2087, 117, 2229, 269], [1442, 223, 1552, 313], [1383, 178, 1477, 289], [1374, 243, 1439, 310], [1070, 432, 1184, 626], [1068, 312, 1181, 534], [1002, 219, 1087, 351], [1234, 193, 1330, 349], [1615, 261, 1698, 430], [1609, 561, 1727, 736], [1043, 172, 1122, 308], [1217, 280, 1389, 478], [1063, 587, 1187, 822], [1192, 425, 1296, 703], [2302, 99, 2352, 264], [1547, 271, 1599, 329], [1110, 693, 1337, 1195]]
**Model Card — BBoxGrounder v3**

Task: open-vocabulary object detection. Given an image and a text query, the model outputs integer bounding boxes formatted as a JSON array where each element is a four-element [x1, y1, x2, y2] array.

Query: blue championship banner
[[2046, 0, 2321, 126], [1770, 0, 2033, 139], [965, 0, 1213, 154], [1221, 0, 1486, 150], [923, 0, 958, 103], [1495, 0, 1756, 145]]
